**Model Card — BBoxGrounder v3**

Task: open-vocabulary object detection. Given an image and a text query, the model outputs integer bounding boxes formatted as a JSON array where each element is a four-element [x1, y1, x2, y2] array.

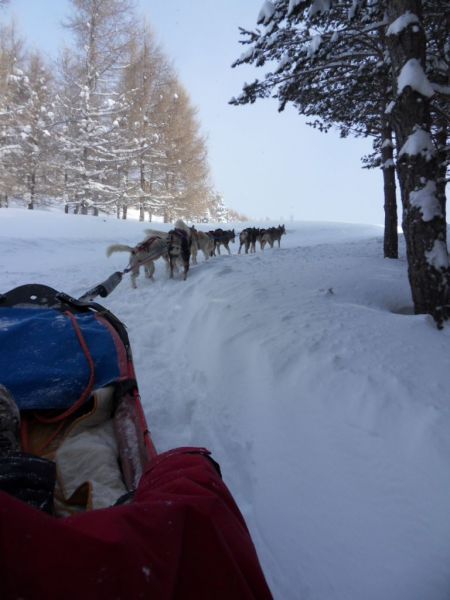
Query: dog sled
[[0, 283, 272, 599], [0, 283, 156, 513]]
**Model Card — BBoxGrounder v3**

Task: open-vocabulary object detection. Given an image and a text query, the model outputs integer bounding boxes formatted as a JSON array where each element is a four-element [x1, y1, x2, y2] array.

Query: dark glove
[[0, 453, 56, 514]]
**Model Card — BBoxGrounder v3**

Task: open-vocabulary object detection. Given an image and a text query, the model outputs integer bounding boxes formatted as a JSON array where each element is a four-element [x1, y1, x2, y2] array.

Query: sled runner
[[0, 283, 156, 513]]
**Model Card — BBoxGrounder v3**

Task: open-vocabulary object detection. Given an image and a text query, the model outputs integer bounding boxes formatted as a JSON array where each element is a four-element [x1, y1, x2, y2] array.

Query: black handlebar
[[79, 271, 123, 301]]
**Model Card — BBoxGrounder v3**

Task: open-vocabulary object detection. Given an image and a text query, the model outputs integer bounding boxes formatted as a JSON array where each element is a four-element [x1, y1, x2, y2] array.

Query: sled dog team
[[107, 220, 286, 287]]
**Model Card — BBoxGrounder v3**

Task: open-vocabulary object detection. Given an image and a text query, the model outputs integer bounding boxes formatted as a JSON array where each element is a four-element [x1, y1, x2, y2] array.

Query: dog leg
[[182, 259, 189, 280], [169, 255, 175, 279], [145, 262, 155, 279], [162, 255, 170, 272], [131, 267, 139, 288]]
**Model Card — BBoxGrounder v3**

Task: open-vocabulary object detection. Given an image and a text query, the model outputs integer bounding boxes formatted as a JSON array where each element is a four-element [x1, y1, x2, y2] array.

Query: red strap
[[34, 311, 96, 425]]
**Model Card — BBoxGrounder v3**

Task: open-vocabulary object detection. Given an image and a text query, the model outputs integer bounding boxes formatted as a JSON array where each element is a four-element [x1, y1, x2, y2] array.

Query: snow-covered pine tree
[[232, 0, 449, 324], [231, 0, 400, 257], [209, 192, 229, 223], [386, 0, 449, 325], [422, 0, 449, 222], [0, 22, 27, 207], [56, 0, 137, 216], [117, 24, 172, 221], [154, 79, 210, 222], [15, 51, 56, 209]]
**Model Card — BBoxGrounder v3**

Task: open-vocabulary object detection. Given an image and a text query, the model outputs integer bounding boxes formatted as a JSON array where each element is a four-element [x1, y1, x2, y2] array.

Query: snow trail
[[2, 209, 450, 600]]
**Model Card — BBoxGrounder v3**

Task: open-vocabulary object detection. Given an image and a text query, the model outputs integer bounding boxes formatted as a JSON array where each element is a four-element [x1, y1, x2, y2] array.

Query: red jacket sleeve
[[0, 447, 272, 599]]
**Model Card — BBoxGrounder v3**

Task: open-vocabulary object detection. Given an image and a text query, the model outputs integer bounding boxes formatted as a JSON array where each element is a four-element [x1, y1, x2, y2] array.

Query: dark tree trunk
[[386, 0, 450, 326], [381, 120, 398, 258], [122, 205, 127, 220], [64, 204, 69, 214], [140, 162, 145, 192], [27, 172, 36, 211], [435, 120, 448, 234], [139, 204, 145, 222]]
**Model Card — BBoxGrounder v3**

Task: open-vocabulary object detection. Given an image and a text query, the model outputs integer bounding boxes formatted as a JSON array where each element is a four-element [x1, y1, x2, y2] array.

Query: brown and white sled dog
[[106, 236, 168, 288], [167, 219, 193, 280], [190, 229, 215, 264], [145, 220, 193, 279]]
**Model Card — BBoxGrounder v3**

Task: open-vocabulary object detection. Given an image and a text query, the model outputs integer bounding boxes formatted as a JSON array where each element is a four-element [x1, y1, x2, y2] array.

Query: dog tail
[[106, 244, 133, 257]]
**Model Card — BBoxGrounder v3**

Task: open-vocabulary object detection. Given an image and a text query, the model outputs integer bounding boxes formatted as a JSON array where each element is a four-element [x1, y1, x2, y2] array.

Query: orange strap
[[21, 310, 96, 455]]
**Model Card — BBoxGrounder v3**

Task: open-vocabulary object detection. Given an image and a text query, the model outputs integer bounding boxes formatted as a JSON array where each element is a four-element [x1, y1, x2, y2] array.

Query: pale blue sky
[[4, 0, 386, 224]]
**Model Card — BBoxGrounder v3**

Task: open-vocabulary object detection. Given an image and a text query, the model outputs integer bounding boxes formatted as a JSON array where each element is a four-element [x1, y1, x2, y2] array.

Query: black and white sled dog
[[149, 223, 213, 267], [167, 219, 193, 280], [106, 235, 168, 288]]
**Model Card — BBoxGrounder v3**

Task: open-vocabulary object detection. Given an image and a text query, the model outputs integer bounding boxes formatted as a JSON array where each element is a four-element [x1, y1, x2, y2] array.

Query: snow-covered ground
[[2, 207, 450, 600]]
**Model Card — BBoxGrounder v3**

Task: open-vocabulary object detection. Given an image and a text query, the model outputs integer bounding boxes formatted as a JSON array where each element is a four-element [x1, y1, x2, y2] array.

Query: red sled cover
[[0, 447, 272, 600]]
